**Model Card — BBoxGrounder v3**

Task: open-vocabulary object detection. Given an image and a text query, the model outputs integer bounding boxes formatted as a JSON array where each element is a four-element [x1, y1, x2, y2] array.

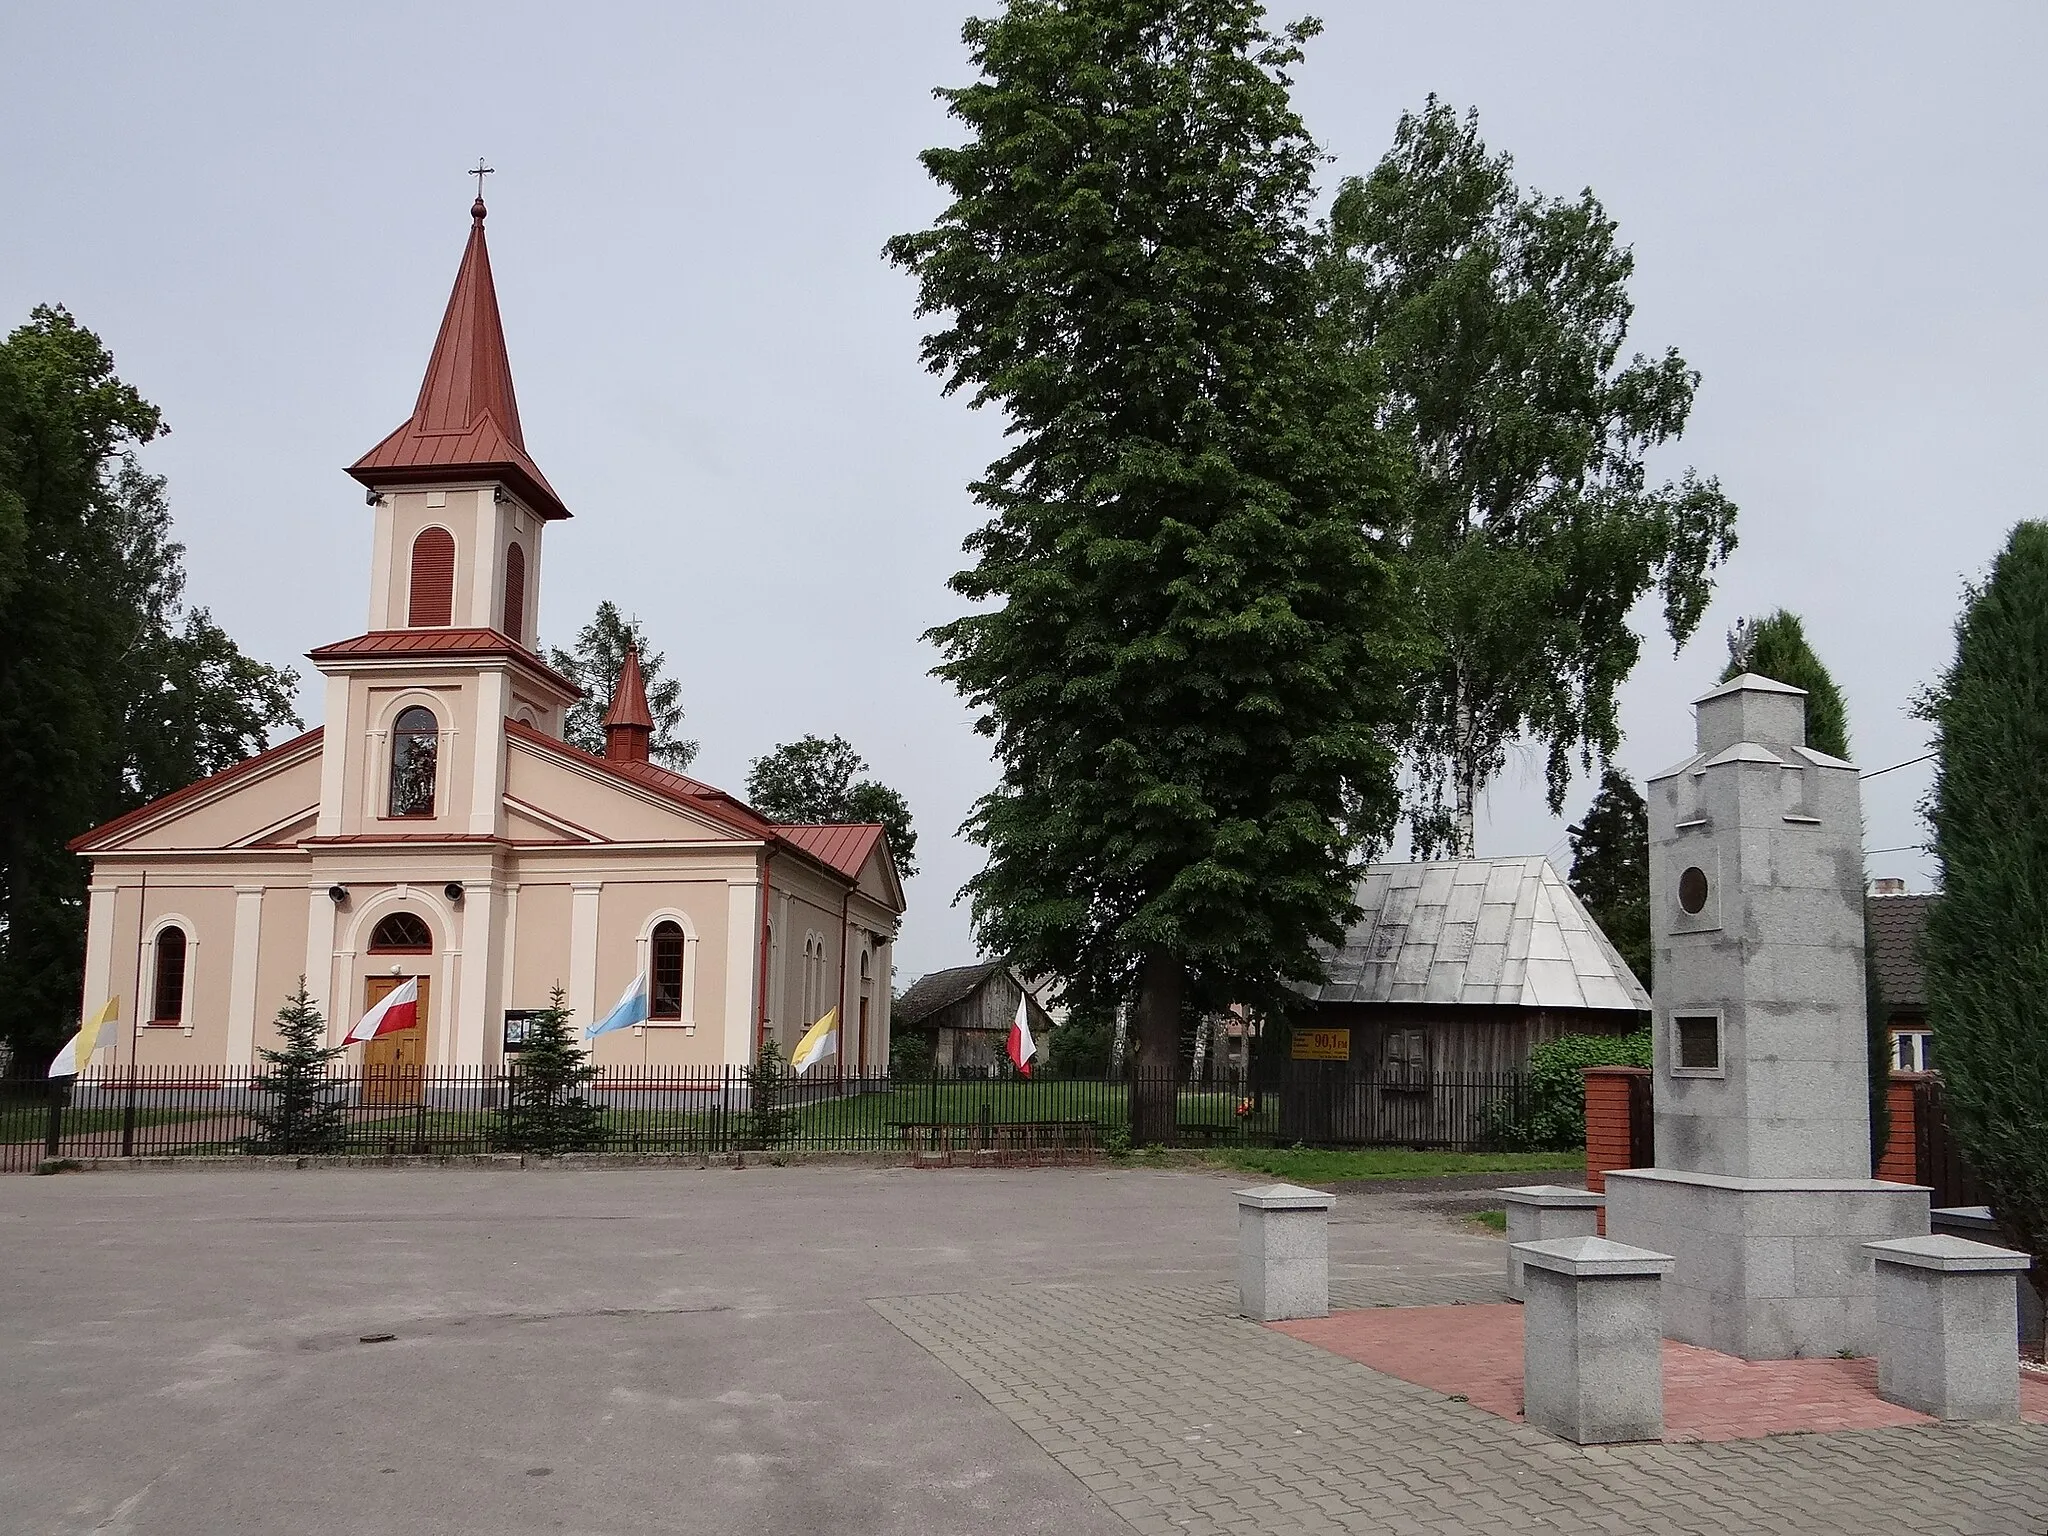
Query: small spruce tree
[[1919, 522, 2048, 1313], [742, 1036, 793, 1149], [245, 979, 349, 1154], [1567, 770, 1652, 990], [494, 986, 606, 1156]]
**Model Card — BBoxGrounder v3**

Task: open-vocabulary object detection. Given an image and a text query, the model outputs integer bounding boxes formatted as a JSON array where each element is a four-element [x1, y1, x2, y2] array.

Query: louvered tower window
[[502, 542, 526, 642], [408, 528, 456, 626]]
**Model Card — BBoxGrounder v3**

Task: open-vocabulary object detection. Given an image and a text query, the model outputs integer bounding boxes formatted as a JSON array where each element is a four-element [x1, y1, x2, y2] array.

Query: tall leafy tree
[[548, 601, 697, 768], [745, 734, 918, 877], [1322, 99, 1737, 857], [1918, 522, 2048, 1312], [0, 306, 300, 1071], [886, 0, 1409, 1140], [1719, 609, 1888, 1164], [1567, 769, 1650, 989]]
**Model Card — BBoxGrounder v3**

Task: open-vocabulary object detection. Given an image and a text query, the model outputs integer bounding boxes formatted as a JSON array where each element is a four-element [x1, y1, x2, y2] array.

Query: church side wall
[[99, 874, 252, 1072], [508, 881, 575, 1038], [585, 877, 732, 1070], [249, 884, 312, 1057]]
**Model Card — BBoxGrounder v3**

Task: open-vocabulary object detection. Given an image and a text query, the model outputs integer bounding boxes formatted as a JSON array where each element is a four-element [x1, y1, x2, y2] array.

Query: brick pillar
[[1876, 1072, 1927, 1185], [1583, 1066, 1650, 1233]]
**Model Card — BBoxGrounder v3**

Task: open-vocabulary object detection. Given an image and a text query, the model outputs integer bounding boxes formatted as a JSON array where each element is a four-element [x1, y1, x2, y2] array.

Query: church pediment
[[72, 730, 325, 854], [504, 727, 757, 845]]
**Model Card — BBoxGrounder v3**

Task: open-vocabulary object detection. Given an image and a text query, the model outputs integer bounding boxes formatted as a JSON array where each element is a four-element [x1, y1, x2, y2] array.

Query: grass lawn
[[0, 1104, 213, 1141], [1192, 1145, 1584, 1184], [787, 1080, 1128, 1141]]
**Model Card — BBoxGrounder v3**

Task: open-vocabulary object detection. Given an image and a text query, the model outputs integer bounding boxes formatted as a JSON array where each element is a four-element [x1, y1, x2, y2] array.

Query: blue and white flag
[[587, 971, 649, 1038]]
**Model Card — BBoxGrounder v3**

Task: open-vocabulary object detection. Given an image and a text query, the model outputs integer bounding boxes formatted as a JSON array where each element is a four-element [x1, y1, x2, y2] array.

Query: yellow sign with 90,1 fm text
[[1291, 1027, 1351, 1061]]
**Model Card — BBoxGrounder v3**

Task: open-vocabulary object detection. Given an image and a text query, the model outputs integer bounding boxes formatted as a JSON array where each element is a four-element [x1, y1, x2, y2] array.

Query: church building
[[68, 195, 904, 1084]]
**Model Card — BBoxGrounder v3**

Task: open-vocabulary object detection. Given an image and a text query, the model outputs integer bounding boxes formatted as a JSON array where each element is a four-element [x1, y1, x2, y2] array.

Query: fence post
[[44, 1077, 66, 1160], [120, 1066, 140, 1158]]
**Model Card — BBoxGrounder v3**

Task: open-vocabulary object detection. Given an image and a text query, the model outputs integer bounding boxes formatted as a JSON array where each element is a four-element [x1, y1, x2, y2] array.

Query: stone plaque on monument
[[1604, 674, 1930, 1359]]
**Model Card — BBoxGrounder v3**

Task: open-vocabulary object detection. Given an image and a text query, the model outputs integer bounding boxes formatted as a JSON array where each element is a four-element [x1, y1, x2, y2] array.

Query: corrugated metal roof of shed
[[1299, 856, 1649, 1013]]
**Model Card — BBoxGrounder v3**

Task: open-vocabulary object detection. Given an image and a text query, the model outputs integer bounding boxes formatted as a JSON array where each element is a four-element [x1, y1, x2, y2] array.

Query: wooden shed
[[1284, 857, 1649, 1144], [894, 961, 1057, 1076]]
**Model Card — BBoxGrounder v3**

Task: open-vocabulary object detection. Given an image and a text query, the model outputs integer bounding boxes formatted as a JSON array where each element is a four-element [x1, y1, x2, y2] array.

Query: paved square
[[5, 1164, 2044, 1535]]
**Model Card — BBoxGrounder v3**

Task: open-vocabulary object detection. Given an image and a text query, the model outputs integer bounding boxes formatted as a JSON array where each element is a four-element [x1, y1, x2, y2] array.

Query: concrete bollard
[[1499, 1186, 1605, 1300], [1864, 1235, 2033, 1421], [1515, 1235, 1674, 1445], [1237, 1184, 1335, 1321]]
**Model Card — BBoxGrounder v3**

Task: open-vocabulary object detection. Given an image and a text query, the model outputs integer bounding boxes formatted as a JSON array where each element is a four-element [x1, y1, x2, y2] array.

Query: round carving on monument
[[1678, 866, 1709, 914]]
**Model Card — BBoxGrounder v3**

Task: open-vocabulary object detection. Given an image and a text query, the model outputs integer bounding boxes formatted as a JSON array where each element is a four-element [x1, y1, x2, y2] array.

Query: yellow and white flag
[[790, 1007, 839, 1076], [49, 996, 119, 1077]]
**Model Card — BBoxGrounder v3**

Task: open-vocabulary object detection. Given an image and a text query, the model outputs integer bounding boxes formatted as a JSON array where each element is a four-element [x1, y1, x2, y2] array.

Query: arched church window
[[408, 528, 456, 626], [368, 912, 433, 953], [388, 707, 439, 817], [502, 542, 526, 642], [650, 921, 685, 1020], [151, 926, 188, 1024]]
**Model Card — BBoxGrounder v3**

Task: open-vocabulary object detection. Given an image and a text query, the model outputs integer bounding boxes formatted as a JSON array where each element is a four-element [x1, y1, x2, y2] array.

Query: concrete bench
[[1865, 1234, 2033, 1421], [1515, 1235, 1673, 1444], [1237, 1184, 1334, 1321], [1498, 1186, 1605, 1300]]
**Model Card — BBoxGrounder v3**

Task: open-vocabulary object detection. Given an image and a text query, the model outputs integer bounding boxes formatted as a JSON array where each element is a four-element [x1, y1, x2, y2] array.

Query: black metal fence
[[0, 1064, 1531, 1172]]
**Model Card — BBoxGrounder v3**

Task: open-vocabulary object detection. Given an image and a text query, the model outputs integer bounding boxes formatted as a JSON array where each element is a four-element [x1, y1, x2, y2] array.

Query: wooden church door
[[362, 974, 430, 1105]]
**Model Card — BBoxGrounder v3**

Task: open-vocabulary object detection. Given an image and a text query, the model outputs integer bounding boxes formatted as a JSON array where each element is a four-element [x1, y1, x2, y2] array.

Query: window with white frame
[[1892, 1029, 1933, 1073]]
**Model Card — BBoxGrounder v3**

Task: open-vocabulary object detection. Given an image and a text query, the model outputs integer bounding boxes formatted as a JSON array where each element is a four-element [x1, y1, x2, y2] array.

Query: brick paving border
[[1274, 1302, 2048, 1439], [875, 1280, 2048, 1535]]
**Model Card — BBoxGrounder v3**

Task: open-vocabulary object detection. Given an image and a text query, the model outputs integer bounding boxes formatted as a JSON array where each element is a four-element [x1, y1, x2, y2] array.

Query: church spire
[[348, 194, 570, 521], [603, 647, 655, 763]]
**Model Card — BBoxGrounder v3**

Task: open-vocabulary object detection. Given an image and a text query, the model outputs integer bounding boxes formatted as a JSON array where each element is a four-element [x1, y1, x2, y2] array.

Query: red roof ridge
[[70, 728, 325, 852], [347, 199, 569, 521]]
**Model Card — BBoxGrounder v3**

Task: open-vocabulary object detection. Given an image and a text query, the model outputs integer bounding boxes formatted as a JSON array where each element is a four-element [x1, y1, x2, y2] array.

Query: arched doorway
[[363, 912, 432, 1104]]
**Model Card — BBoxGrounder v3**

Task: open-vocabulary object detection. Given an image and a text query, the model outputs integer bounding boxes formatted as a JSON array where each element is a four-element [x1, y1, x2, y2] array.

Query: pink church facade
[[69, 196, 903, 1077]]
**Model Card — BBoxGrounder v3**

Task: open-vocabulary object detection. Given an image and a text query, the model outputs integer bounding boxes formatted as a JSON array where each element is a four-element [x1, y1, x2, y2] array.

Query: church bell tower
[[309, 192, 580, 841]]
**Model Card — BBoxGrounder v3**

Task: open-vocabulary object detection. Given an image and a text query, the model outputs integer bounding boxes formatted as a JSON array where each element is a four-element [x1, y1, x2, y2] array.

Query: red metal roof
[[773, 822, 884, 883], [308, 629, 581, 696], [602, 647, 654, 731], [69, 728, 325, 852], [347, 199, 570, 522]]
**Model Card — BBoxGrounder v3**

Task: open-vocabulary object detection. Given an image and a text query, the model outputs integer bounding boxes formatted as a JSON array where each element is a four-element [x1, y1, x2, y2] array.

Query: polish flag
[[347, 977, 419, 1043], [1007, 991, 1036, 1077]]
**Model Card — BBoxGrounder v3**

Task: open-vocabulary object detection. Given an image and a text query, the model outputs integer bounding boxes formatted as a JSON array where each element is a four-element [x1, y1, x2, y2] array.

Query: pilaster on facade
[[304, 882, 340, 1037], [568, 882, 603, 1035], [225, 886, 265, 1064], [315, 676, 350, 837], [453, 881, 502, 1063], [82, 883, 119, 1041], [726, 876, 762, 1065], [468, 668, 510, 835]]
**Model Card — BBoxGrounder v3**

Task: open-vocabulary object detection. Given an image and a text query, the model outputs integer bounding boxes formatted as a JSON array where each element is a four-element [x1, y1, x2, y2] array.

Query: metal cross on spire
[[470, 158, 494, 200]]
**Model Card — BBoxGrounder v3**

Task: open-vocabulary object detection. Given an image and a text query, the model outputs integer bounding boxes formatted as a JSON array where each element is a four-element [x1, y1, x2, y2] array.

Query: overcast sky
[[5, 2, 2043, 984]]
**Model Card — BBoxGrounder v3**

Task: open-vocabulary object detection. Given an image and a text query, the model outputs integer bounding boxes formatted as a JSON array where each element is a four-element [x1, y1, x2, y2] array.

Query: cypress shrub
[[1920, 522, 2048, 1310]]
